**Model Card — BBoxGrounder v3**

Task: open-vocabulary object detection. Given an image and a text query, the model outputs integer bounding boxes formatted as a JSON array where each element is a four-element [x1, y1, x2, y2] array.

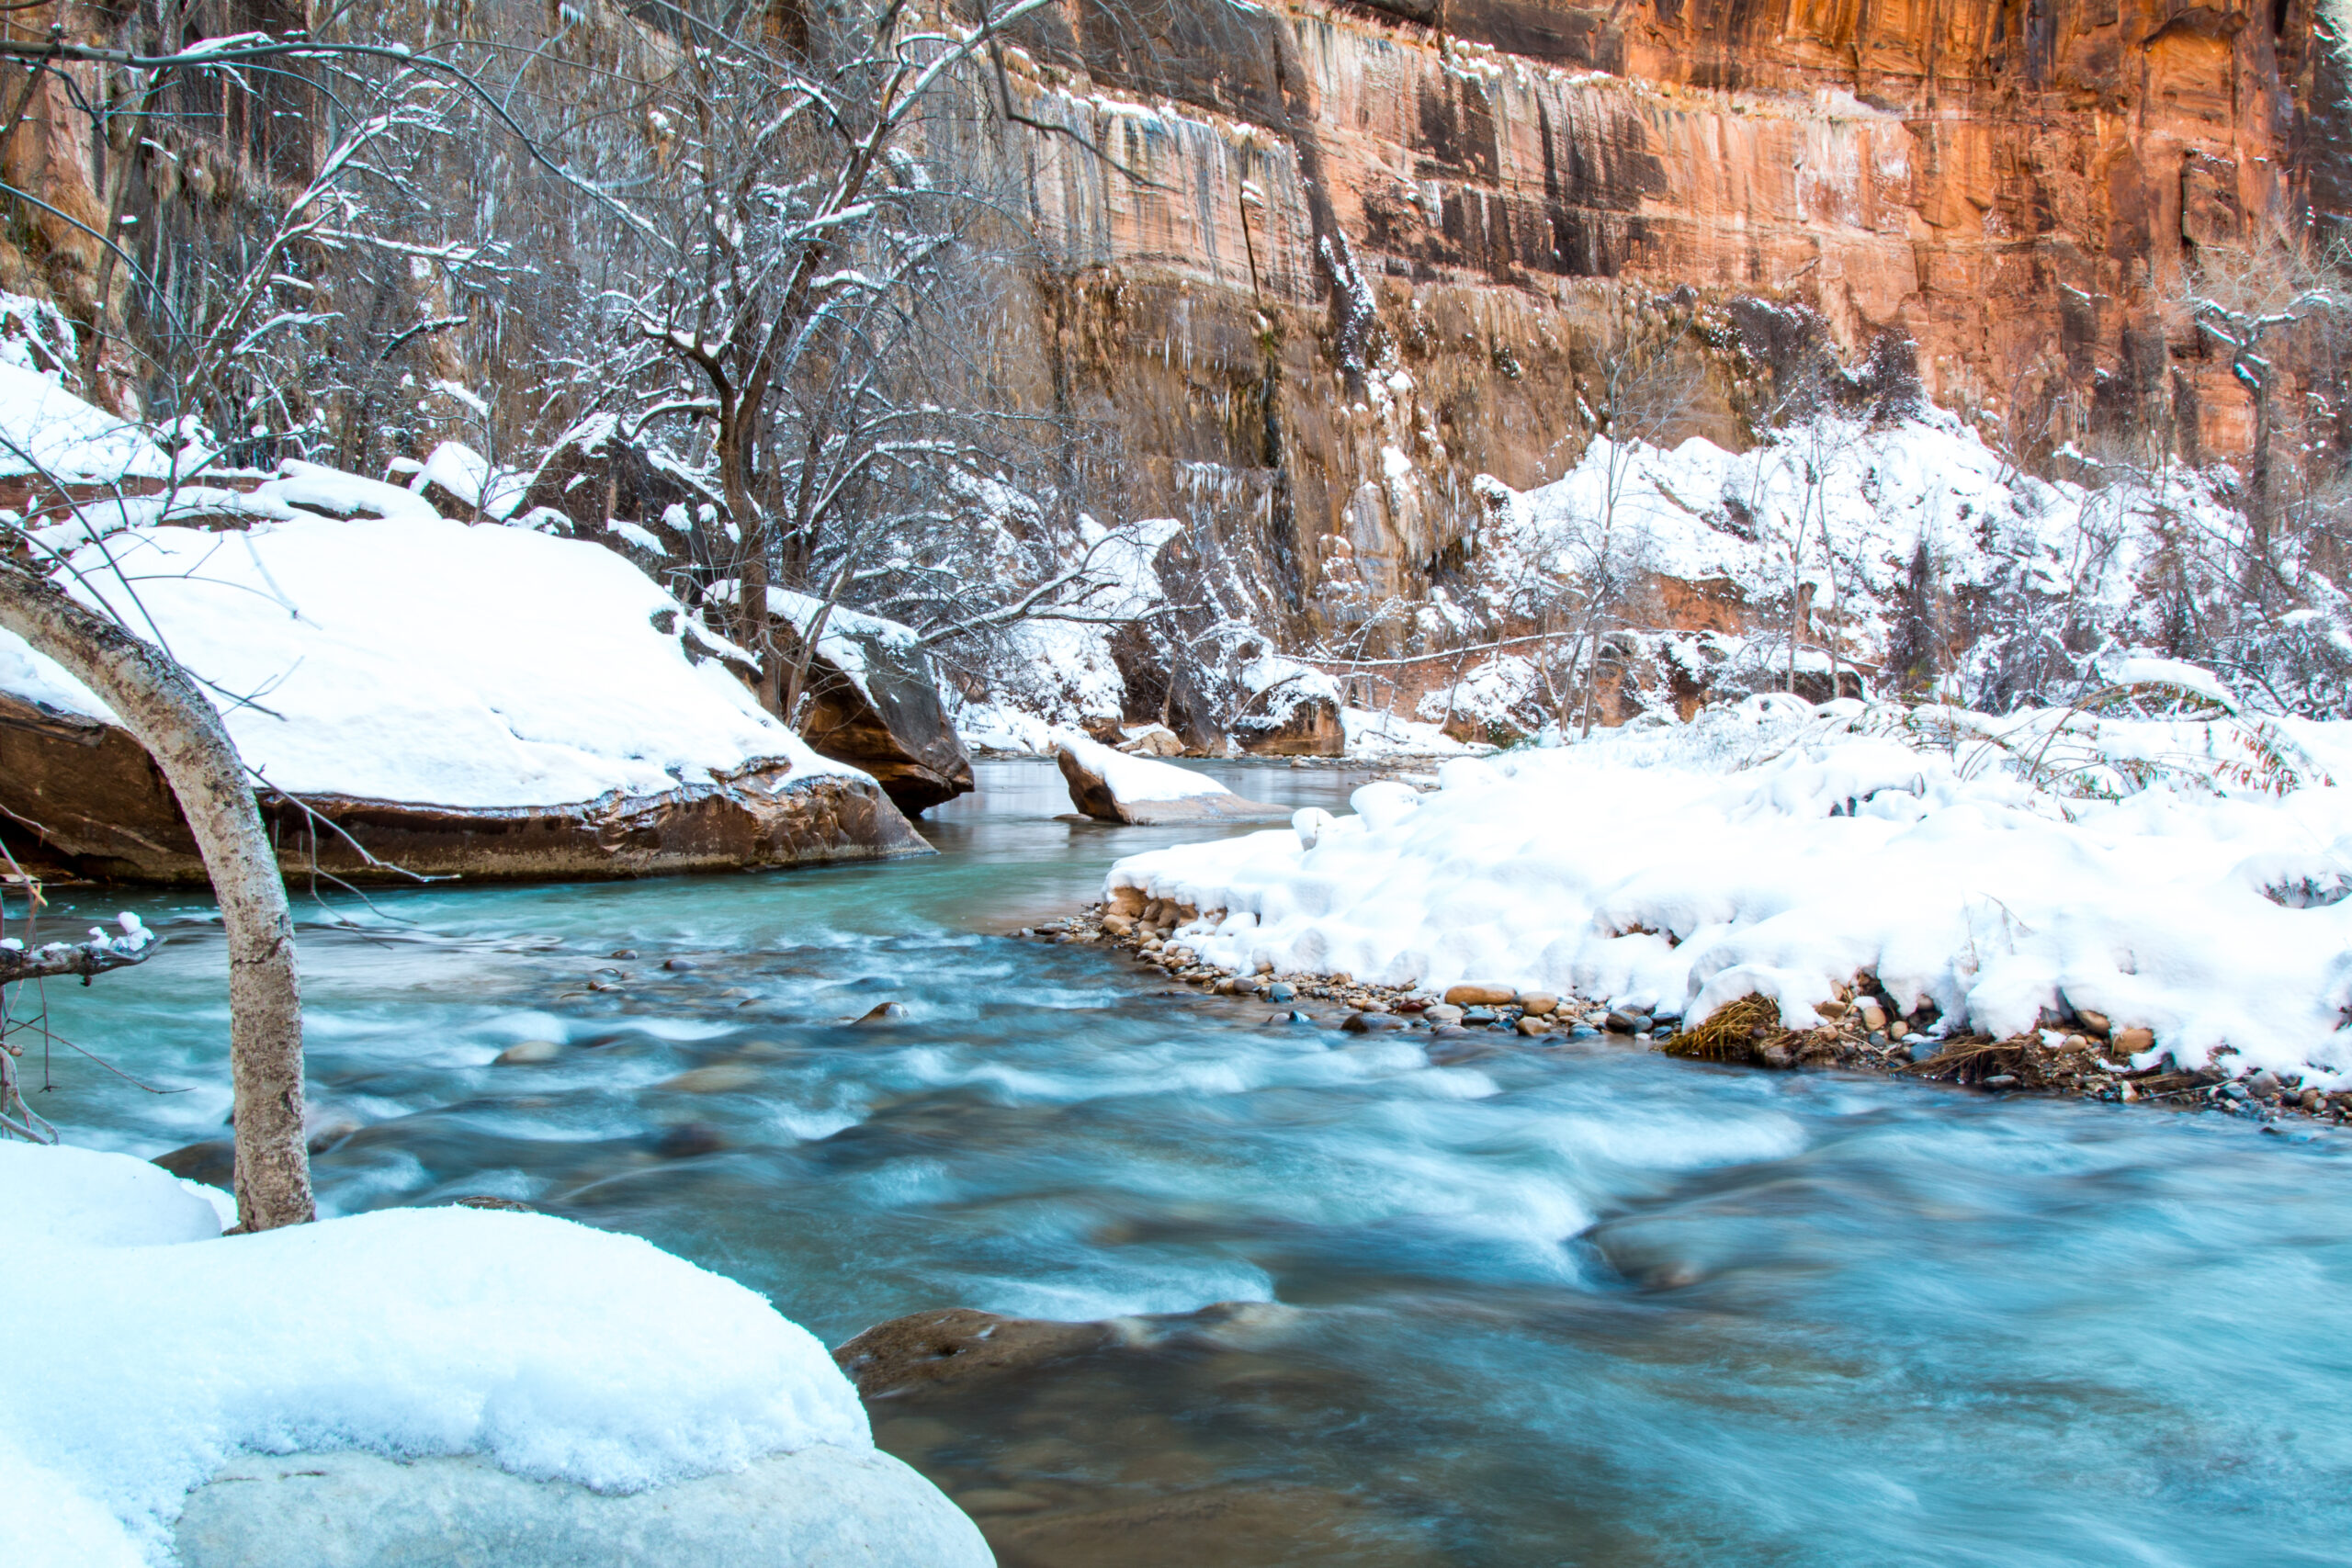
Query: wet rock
[[306, 1120, 364, 1154], [153, 1139, 236, 1189], [853, 1002, 910, 1025], [1983, 1074, 2019, 1089], [1907, 1040, 1940, 1063], [651, 1122, 728, 1158], [1517, 993, 1560, 1017], [494, 1039, 564, 1066], [1340, 1012, 1404, 1033], [2247, 1069, 2284, 1100], [663, 956, 700, 972], [1604, 1010, 1649, 1034], [1423, 1003, 1464, 1024], [1515, 1017, 1552, 1037], [1758, 1043, 1794, 1069], [1264, 982, 1295, 1002], [609, 949, 638, 960], [832, 1307, 1116, 1399], [173, 1446, 989, 1568], [1442, 984, 1515, 1008], [658, 1063, 763, 1094], [1276, 1010, 1313, 1025], [1461, 1008, 1498, 1025]]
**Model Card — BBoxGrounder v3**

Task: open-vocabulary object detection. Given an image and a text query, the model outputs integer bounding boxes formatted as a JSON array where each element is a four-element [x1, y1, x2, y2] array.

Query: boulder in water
[[1051, 730, 1289, 826], [773, 593, 973, 815]]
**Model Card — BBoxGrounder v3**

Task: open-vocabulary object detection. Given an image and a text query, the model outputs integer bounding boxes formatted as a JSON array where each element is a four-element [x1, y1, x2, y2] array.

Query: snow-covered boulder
[[0, 1143, 989, 1568], [774, 592, 974, 815], [0, 513, 930, 881], [174, 1446, 991, 1568], [1051, 729, 1288, 826], [1231, 655, 1342, 756]]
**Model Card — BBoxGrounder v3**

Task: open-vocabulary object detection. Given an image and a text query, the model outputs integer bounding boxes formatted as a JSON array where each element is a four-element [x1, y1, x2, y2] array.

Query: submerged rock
[[834, 1308, 1117, 1399], [173, 1446, 992, 1568]]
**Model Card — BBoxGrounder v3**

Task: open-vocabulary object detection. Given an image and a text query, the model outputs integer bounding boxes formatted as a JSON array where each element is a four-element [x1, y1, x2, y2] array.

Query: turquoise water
[[21, 761, 2352, 1565]]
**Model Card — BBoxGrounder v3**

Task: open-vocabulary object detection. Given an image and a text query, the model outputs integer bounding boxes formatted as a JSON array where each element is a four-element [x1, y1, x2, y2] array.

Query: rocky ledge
[[0, 689, 932, 882], [1045, 897, 2352, 1127]]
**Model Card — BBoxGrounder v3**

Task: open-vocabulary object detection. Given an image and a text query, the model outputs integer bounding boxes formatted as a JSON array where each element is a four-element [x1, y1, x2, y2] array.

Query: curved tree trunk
[[0, 565, 312, 1231]]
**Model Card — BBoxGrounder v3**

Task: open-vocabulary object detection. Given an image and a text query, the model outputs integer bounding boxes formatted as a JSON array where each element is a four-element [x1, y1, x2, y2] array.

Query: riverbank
[[1045, 895, 2352, 1127]]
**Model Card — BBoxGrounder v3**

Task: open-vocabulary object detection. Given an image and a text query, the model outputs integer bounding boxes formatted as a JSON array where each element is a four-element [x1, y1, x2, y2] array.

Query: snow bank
[[1052, 727, 1228, 802], [0, 360, 179, 482], [1108, 697, 2352, 1083], [1342, 706, 1485, 759], [0, 1143, 870, 1567], [0, 514, 862, 808]]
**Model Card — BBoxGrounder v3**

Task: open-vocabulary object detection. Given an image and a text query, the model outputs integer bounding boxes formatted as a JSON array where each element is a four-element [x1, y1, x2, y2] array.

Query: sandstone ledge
[[0, 689, 932, 883]]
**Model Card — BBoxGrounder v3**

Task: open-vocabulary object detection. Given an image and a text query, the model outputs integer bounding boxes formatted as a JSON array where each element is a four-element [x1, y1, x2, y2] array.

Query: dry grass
[[1664, 993, 1786, 1062]]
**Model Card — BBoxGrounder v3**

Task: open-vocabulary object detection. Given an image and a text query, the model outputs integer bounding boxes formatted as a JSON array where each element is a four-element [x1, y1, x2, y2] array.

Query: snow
[[1107, 694, 2352, 1083], [0, 1143, 870, 1568], [1470, 407, 2243, 700], [767, 589, 922, 705], [0, 360, 179, 481], [0, 514, 864, 807], [411, 440, 527, 520], [1052, 726, 1228, 801], [1341, 706, 1485, 758]]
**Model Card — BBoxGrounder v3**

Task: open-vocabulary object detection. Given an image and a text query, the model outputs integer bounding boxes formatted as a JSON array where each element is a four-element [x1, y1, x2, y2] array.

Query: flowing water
[[20, 760, 2352, 1566]]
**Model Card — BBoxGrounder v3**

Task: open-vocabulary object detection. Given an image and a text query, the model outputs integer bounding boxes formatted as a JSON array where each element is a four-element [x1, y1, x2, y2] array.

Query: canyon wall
[[968, 0, 2345, 637]]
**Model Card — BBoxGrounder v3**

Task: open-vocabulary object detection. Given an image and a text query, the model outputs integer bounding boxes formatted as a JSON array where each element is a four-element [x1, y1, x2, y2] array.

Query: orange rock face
[[982, 0, 2338, 629]]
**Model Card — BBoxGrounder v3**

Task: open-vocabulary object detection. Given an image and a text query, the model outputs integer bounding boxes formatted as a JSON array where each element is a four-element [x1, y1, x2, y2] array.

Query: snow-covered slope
[[4, 514, 858, 808], [0, 1144, 900, 1567], [1107, 694, 2352, 1083]]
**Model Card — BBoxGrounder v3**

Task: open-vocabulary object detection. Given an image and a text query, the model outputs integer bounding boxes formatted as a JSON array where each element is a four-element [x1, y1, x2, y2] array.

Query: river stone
[[833, 1307, 1117, 1398], [1341, 1012, 1404, 1033], [1423, 1003, 1464, 1024], [1517, 993, 1560, 1017], [494, 1039, 563, 1066], [853, 1001, 910, 1025], [657, 1063, 763, 1094], [1265, 982, 1295, 1002], [1460, 1007, 1498, 1025], [1442, 984, 1516, 1008], [174, 1446, 992, 1568], [2113, 1026, 2155, 1054]]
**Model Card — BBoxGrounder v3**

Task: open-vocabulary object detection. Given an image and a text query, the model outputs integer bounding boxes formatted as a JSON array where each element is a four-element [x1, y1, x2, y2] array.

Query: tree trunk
[[0, 567, 312, 1232]]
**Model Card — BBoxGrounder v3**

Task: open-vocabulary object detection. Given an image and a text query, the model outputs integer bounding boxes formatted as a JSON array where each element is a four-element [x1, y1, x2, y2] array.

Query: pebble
[[1341, 1012, 1405, 1033], [1856, 1001, 1888, 1032], [664, 957, 700, 973], [2247, 1070, 2283, 1100], [1265, 982, 1296, 1002], [1604, 1010, 1648, 1034], [1515, 1017, 1551, 1037], [2113, 1026, 2154, 1053], [1277, 1010, 1313, 1025], [609, 949, 638, 960], [1444, 984, 1516, 1008], [1462, 1007, 1498, 1025], [494, 1039, 564, 1066], [1518, 993, 1560, 1017], [852, 1002, 909, 1025], [2076, 1010, 2111, 1035], [1984, 1074, 2019, 1089], [1907, 1041, 1939, 1063], [1424, 1003, 1464, 1024]]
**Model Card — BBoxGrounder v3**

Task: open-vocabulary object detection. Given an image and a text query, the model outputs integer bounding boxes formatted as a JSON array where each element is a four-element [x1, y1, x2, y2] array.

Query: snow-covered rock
[[174, 1446, 991, 1568], [1232, 655, 1343, 756], [1051, 729, 1288, 826], [771, 591, 973, 815], [0, 1143, 986, 1568], [1105, 696, 2352, 1084], [0, 513, 930, 880]]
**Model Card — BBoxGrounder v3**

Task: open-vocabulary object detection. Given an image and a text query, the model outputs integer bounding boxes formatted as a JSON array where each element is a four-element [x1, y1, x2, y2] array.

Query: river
[[21, 759, 2352, 1565]]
